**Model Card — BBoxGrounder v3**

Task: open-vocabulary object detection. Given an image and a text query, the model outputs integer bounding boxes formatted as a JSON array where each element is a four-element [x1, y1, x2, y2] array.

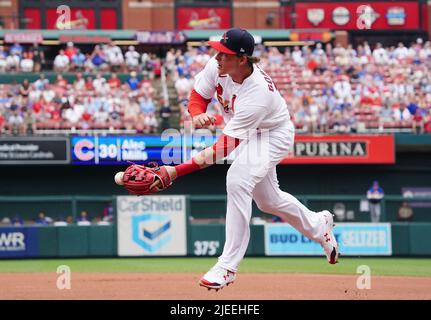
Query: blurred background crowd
[[1, 39, 431, 136]]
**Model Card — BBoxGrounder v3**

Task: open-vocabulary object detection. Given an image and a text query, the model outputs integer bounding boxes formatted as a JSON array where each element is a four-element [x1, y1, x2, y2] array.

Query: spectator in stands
[[92, 73, 107, 94], [35, 211, 51, 225], [90, 45, 108, 71], [291, 46, 304, 65], [22, 107, 37, 135], [34, 73, 49, 91], [78, 210, 90, 222], [424, 109, 431, 133], [54, 214, 68, 226], [20, 50, 34, 72], [1, 217, 11, 225], [123, 97, 139, 130], [139, 95, 155, 114], [102, 202, 114, 222], [64, 42, 77, 61], [333, 75, 352, 102], [108, 72, 121, 89], [394, 42, 409, 61], [10, 42, 23, 57], [8, 108, 24, 135], [159, 99, 172, 131], [11, 214, 24, 226], [125, 45, 140, 70], [398, 202, 413, 222], [393, 102, 411, 125], [0, 45, 7, 72], [55, 74, 68, 90], [6, 51, 20, 72], [372, 42, 388, 65], [366, 181, 384, 223], [175, 73, 192, 101], [139, 74, 155, 97], [105, 41, 124, 72], [73, 72, 85, 91], [30, 43, 45, 72], [126, 71, 140, 91], [143, 112, 158, 133], [141, 52, 153, 78], [19, 79, 30, 104], [70, 48, 86, 71], [85, 76, 94, 91], [412, 107, 425, 134], [63, 101, 80, 127], [151, 54, 162, 78], [53, 49, 69, 72], [0, 111, 5, 134], [93, 106, 109, 127], [42, 82, 55, 103]]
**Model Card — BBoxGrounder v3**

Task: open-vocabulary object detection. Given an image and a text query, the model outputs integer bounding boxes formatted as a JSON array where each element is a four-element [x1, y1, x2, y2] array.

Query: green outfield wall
[[1, 222, 430, 258]]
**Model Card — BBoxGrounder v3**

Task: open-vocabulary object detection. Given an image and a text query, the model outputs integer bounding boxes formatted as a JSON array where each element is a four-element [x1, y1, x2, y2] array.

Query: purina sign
[[281, 135, 395, 164]]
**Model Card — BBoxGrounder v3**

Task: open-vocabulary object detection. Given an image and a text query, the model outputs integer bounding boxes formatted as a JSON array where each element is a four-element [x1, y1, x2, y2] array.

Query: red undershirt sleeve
[[188, 89, 212, 117], [175, 134, 241, 177]]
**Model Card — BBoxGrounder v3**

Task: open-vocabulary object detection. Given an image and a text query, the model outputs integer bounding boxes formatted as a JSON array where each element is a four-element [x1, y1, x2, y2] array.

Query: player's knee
[[255, 200, 278, 214], [226, 177, 241, 194], [226, 174, 250, 195]]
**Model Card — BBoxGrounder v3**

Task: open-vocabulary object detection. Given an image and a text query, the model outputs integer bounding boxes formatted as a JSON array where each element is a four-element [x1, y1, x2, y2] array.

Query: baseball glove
[[122, 163, 173, 195]]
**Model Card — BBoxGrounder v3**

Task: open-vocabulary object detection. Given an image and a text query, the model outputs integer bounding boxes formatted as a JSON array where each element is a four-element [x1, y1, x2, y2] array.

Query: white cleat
[[320, 210, 339, 264], [199, 265, 236, 290]]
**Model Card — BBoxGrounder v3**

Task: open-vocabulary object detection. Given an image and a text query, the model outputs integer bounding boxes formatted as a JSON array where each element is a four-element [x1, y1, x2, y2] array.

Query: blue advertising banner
[[0, 227, 39, 258], [71, 136, 182, 165], [265, 223, 392, 256]]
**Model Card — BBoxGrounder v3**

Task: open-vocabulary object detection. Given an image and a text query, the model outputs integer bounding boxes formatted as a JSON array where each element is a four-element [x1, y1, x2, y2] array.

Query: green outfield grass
[[0, 257, 430, 277]]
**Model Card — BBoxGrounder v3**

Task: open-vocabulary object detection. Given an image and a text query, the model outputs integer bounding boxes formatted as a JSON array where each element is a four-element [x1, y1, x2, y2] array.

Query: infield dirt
[[1, 273, 430, 300]]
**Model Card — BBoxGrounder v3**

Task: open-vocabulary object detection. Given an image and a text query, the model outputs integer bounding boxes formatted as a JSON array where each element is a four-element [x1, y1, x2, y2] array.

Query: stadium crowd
[[0, 39, 431, 135], [175, 39, 431, 134]]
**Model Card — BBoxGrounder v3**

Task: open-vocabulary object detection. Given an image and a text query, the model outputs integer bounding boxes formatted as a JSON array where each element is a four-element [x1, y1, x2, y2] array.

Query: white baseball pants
[[217, 122, 326, 272]]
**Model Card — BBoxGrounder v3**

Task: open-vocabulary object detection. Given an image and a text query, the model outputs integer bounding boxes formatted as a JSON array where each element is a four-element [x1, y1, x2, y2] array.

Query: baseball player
[[121, 28, 339, 291]]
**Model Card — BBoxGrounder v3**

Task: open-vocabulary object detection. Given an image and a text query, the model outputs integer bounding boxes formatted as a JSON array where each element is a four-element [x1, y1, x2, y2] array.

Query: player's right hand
[[192, 113, 216, 129]]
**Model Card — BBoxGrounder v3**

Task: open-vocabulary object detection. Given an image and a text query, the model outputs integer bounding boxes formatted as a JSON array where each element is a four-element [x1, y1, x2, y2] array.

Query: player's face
[[215, 52, 241, 76]]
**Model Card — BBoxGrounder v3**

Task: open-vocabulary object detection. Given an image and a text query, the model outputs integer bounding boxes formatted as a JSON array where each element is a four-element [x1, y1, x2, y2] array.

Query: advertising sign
[[136, 31, 187, 44], [4, 32, 43, 44], [265, 223, 392, 256], [71, 136, 182, 165], [0, 227, 38, 258], [117, 196, 187, 256], [281, 135, 395, 164], [0, 137, 70, 164]]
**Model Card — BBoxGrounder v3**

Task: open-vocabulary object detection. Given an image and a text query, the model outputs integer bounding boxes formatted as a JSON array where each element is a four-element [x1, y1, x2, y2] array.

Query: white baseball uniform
[[194, 57, 327, 272]]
